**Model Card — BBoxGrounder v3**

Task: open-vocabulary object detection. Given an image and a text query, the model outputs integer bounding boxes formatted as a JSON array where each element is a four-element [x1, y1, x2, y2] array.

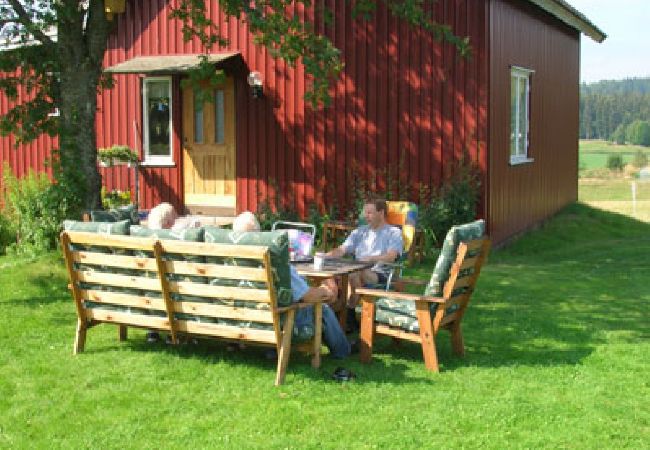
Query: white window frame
[[510, 66, 534, 165], [142, 76, 174, 166]]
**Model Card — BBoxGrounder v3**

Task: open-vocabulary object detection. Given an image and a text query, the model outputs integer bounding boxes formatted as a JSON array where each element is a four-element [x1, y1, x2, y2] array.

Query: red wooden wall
[[488, 0, 580, 243], [96, 0, 488, 218]]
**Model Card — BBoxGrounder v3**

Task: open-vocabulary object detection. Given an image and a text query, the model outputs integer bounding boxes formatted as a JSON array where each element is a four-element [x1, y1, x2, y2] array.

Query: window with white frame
[[510, 67, 533, 165], [143, 77, 173, 164]]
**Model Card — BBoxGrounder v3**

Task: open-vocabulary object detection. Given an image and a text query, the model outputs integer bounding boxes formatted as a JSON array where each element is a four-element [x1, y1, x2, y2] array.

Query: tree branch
[[6, 0, 54, 46]]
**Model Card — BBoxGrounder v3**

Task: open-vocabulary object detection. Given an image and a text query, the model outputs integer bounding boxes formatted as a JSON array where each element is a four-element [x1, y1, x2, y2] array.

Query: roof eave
[[527, 0, 607, 43]]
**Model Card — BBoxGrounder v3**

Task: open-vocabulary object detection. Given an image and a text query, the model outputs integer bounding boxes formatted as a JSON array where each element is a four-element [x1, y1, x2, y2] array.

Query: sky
[[568, 0, 650, 83]]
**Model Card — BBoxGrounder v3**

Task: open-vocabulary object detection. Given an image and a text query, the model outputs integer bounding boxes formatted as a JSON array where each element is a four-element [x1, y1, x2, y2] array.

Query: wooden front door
[[182, 77, 236, 216]]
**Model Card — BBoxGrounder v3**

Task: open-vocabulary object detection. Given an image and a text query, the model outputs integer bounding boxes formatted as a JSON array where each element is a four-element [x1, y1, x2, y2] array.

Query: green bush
[[606, 154, 624, 171], [0, 211, 16, 255], [2, 166, 82, 255], [419, 161, 481, 249]]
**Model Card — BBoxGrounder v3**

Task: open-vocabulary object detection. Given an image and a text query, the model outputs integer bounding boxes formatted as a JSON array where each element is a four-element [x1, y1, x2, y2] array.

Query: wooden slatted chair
[[356, 220, 490, 372], [61, 226, 323, 386]]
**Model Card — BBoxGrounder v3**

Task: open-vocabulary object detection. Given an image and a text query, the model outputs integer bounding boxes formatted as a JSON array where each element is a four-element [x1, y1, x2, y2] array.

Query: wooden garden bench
[[60, 227, 323, 385]]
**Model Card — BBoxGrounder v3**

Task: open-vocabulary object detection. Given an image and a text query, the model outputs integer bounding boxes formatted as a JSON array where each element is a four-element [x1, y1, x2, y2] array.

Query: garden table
[[293, 258, 374, 328]]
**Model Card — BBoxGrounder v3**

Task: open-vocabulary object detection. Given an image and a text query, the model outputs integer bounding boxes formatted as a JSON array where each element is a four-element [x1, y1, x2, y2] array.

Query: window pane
[[215, 90, 225, 144], [518, 76, 528, 156], [510, 75, 518, 157], [194, 92, 204, 144], [146, 80, 171, 157]]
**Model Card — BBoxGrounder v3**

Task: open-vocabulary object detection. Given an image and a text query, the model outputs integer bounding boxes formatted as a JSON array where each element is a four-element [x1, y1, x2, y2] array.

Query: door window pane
[[215, 90, 225, 144], [194, 91, 204, 144]]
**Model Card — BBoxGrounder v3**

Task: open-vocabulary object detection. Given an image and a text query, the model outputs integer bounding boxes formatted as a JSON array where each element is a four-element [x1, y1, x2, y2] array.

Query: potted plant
[[97, 145, 139, 168]]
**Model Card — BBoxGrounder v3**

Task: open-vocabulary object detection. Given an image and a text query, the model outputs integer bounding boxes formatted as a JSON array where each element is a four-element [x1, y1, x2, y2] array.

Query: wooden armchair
[[356, 220, 490, 372]]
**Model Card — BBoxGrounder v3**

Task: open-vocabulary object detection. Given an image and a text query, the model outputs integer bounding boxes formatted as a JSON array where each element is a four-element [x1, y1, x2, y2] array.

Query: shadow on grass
[[368, 204, 650, 371]]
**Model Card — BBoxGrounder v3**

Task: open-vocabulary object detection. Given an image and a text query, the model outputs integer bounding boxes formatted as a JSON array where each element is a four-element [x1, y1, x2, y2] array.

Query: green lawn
[[1, 203, 649, 448]]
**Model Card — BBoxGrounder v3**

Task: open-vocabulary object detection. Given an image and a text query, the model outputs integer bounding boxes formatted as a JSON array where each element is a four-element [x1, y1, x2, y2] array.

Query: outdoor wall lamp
[[247, 71, 264, 99]]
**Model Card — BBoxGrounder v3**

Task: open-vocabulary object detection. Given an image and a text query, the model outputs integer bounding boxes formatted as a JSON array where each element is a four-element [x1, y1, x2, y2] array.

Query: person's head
[[363, 199, 387, 229], [147, 202, 177, 229], [232, 211, 260, 232]]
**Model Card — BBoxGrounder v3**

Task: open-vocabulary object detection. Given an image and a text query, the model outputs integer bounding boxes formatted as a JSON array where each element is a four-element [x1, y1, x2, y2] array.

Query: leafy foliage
[[606, 154, 624, 171], [0, 210, 16, 255], [97, 145, 139, 166], [418, 160, 481, 248], [1, 165, 82, 255], [625, 120, 650, 147], [100, 187, 133, 210], [580, 77, 650, 140]]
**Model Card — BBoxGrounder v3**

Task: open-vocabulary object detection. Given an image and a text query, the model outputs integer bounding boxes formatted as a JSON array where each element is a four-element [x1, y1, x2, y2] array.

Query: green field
[[1, 204, 649, 448], [579, 140, 648, 170]]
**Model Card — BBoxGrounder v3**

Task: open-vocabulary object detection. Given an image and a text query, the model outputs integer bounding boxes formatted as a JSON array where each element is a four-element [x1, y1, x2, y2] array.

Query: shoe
[[332, 367, 356, 382], [146, 331, 160, 343]]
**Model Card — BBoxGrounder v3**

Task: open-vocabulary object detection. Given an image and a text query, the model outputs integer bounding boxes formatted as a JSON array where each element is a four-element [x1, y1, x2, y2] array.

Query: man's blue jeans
[[295, 304, 351, 359]]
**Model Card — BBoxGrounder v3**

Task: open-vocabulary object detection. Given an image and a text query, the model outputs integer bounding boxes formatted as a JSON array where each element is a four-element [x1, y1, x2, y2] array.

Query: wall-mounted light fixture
[[247, 71, 264, 99], [104, 0, 126, 21]]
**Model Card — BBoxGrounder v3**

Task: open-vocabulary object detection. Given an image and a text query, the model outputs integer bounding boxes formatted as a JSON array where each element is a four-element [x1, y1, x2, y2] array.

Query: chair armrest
[[276, 299, 326, 313], [356, 287, 445, 304], [393, 277, 427, 287]]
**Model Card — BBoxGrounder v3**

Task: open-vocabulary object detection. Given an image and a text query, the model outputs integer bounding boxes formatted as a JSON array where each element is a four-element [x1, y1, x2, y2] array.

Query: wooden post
[[275, 309, 296, 386], [359, 299, 376, 364], [153, 240, 178, 345], [118, 325, 128, 342], [74, 318, 87, 354], [311, 303, 322, 368], [415, 300, 439, 372]]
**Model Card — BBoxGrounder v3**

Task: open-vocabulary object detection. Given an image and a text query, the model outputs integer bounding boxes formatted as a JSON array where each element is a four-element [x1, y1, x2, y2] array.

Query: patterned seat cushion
[[63, 220, 132, 311], [203, 227, 292, 307], [202, 227, 314, 341], [90, 204, 139, 225], [371, 220, 485, 333]]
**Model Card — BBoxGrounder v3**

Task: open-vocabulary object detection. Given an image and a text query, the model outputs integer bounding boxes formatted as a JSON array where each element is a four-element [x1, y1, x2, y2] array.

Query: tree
[[1, 0, 469, 211], [626, 120, 650, 147], [610, 123, 626, 145]]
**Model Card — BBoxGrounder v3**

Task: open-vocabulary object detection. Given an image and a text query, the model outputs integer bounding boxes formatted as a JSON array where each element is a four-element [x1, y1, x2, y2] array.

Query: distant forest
[[580, 78, 650, 142]]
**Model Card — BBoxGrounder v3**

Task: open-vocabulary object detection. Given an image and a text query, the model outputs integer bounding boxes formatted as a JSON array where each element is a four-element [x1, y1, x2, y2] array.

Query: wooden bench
[[60, 230, 323, 386]]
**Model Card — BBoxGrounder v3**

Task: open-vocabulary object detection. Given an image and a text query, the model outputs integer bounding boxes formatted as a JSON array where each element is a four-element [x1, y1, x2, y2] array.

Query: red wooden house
[[0, 0, 604, 244]]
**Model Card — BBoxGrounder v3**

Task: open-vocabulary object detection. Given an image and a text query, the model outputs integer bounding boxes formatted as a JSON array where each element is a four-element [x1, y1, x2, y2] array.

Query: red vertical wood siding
[[2, 0, 489, 236], [97, 0, 488, 217], [488, 0, 580, 243]]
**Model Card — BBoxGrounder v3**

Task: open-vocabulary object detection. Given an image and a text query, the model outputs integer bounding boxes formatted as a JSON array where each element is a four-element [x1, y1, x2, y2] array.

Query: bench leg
[[74, 318, 87, 355], [450, 323, 465, 357], [311, 304, 322, 368], [118, 325, 128, 342], [359, 300, 376, 364], [275, 309, 296, 386], [416, 301, 439, 372]]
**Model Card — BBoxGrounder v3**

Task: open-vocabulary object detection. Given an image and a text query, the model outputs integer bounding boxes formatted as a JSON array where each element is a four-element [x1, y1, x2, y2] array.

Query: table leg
[[337, 274, 349, 329]]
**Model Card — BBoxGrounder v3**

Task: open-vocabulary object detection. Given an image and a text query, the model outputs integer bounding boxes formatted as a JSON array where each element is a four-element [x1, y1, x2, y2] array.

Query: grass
[[579, 140, 648, 170], [1, 203, 649, 448]]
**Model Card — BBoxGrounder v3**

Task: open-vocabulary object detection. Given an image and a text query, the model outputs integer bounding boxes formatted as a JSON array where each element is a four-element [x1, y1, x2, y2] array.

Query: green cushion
[[63, 219, 130, 235], [203, 227, 292, 307], [369, 220, 485, 333], [90, 204, 139, 225], [424, 219, 485, 298]]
